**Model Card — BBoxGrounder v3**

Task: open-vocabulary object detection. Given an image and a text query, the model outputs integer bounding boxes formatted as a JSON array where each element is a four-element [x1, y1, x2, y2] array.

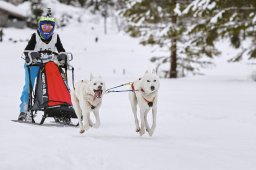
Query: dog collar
[[140, 88, 157, 107], [133, 85, 154, 107], [143, 96, 154, 107]]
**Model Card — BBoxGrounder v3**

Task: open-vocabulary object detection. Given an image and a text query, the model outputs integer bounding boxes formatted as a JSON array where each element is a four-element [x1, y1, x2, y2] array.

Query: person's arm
[[25, 33, 36, 50], [55, 34, 65, 52]]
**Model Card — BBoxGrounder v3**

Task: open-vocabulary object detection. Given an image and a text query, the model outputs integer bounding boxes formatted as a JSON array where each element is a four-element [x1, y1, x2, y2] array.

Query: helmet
[[38, 16, 56, 40]]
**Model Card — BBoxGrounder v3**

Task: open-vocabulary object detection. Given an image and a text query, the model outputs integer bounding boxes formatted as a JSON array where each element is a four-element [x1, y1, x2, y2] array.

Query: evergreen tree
[[85, 0, 115, 34], [59, 0, 87, 6], [27, 0, 44, 28], [122, 0, 216, 78], [183, 0, 256, 62]]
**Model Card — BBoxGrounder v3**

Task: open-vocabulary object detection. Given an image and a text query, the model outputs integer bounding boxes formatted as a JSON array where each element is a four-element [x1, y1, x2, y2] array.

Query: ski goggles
[[41, 24, 53, 32]]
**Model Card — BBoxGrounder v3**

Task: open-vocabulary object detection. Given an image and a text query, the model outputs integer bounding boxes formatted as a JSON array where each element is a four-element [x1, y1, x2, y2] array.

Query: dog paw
[[139, 129, 145, 136], [93, 123, 100, 128], [80, 129, 85, 134], [148, 130, 154, 136], [136, 128, 140, 132]]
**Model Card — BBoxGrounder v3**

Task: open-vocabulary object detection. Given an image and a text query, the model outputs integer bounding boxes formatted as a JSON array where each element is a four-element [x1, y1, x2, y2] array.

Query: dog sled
[[21, 50, 77, 125]]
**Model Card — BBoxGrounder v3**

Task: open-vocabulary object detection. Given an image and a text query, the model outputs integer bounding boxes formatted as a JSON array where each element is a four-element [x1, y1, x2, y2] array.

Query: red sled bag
[[45, 62, 72, 106]]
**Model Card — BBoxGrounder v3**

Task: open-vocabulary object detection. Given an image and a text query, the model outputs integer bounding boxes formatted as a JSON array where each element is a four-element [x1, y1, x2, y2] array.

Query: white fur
[[129, 70, 160, 136], [71, 74, 106, 134]]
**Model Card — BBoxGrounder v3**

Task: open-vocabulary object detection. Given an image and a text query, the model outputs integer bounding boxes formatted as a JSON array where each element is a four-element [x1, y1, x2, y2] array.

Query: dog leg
[[148, 107, 157, 136], [144, 110, 150, 133], [93, 110, 101, 128], [139, 109, 146, 136], [129, 93, 140, 132], [77, 113, 84, 134], [133, 106, 140, 132], [89, 115, 94, 127], [71, 92, 84, 133], [80, 102, 90, 131], [82, 112, 90, 130]]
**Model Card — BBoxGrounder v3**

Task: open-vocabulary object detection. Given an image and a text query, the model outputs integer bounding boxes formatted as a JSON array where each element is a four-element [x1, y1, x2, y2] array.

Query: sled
[[23, 50, 77, 126]]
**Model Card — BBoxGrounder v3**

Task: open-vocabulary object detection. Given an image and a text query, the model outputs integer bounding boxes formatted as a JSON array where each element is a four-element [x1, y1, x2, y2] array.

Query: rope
[[105, 82, 138, 94], [105, 89, 138, 93], [105, 82, 132, 92]]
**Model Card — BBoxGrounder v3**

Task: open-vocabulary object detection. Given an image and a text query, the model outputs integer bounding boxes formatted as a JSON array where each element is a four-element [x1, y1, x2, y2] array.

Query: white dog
[[129, 70, 160, 136], [71, 74, 106, 134]]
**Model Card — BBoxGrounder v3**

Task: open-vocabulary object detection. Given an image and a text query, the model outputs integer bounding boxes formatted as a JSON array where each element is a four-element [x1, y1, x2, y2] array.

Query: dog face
[[140, 70, 160, 94], [88, 74, 106, 98]]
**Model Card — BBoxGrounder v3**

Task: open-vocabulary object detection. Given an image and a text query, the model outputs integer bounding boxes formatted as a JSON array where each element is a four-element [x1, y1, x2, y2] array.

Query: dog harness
[[131, 83, 155, 107], [140, 88, 155, 107], [87, 93, 98, 110], [87, 100, 96, 110]]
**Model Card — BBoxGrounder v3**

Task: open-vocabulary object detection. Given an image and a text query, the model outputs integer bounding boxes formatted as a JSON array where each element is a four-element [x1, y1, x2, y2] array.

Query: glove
[[57, 53, 67, 66]]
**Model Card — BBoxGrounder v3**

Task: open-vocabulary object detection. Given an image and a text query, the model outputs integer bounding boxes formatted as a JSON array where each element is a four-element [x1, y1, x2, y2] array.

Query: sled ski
[[11, 119, 78, 127]]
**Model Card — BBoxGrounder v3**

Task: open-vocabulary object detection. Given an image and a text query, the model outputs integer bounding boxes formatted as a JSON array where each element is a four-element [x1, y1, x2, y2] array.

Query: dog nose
[[151, 86, 155, 91], [98, 85, 102, 90]]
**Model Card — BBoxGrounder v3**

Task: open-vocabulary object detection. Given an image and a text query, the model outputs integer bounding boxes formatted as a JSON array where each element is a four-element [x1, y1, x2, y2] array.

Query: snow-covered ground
[[0, 3, 256, 170]]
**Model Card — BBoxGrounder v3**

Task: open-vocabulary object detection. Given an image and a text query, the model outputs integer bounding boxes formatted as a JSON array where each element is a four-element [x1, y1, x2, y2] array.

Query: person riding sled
[[18, 11, 66, 121]]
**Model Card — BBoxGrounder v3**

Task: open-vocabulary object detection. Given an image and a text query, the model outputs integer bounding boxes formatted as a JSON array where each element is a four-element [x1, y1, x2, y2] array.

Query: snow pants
[[19, 64, 40, 113]]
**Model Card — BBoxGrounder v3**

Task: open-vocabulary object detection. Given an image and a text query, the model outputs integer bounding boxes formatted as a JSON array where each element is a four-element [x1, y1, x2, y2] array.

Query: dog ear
[[144, 70, 149, 75], [90, 73, 94, 80], [152, 69, 156, 74]]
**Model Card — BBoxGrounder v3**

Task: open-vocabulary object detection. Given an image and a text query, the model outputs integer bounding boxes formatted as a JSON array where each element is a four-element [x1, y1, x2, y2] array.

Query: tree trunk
[[0, 29, 3, 42], [67, 0, 72, 5], [170, 8, 177, 78], [170, 35, 177, 78]]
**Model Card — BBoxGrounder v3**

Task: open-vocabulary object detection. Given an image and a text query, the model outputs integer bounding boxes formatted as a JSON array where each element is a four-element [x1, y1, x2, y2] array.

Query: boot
[[18, 112, 27, 121]]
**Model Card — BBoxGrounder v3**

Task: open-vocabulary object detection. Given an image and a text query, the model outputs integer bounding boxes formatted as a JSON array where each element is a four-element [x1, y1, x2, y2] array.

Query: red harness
[[131, 83, 135, 92], [131, 83, 154, 107]]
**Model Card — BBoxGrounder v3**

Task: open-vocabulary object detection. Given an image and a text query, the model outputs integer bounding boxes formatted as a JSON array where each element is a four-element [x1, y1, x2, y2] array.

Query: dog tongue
[[93, 90, 102, 99]]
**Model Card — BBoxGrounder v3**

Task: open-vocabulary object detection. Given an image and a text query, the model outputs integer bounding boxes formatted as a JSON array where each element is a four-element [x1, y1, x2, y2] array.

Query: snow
[[182, 0, 216, 17], [174, 3, 181, 16], [0, 1, 256, 170], [0, 0, 27, 17], [41, 0, 83, 20], [253, 15, 256, 24], [210, 10, 224, 23]]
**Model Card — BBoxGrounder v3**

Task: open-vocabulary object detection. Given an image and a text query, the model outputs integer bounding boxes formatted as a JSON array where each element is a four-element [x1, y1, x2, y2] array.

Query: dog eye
[[147, 80, 150, 82], [93, 83, 97, 85], [100, 83, 103, 85], [153, 80, 156, 82]]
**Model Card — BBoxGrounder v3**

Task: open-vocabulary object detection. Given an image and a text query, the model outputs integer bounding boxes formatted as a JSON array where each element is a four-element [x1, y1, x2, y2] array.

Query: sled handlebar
[[38, 50, 59, 56], [23, 50, 73, 66]]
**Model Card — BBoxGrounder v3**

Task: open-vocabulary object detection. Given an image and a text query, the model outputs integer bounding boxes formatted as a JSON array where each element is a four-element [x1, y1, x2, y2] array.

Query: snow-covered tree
[[121, 0, 216, 78], [84, 0, 115, 34], [183, 0, 256, 62], [26, 0, 44, 28]]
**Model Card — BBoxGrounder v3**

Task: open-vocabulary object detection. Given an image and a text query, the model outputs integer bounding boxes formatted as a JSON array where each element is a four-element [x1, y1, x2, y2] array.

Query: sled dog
[[129, 70, 160, 136], [71, 74, 106, 134]]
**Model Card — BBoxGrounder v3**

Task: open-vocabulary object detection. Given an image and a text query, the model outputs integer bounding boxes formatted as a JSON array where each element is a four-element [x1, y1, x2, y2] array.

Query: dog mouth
[[93, 89, 103, 98]]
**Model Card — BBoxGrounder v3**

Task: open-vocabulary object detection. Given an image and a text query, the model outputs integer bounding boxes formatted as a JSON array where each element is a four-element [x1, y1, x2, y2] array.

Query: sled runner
[[22, 50, 77, 125]]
